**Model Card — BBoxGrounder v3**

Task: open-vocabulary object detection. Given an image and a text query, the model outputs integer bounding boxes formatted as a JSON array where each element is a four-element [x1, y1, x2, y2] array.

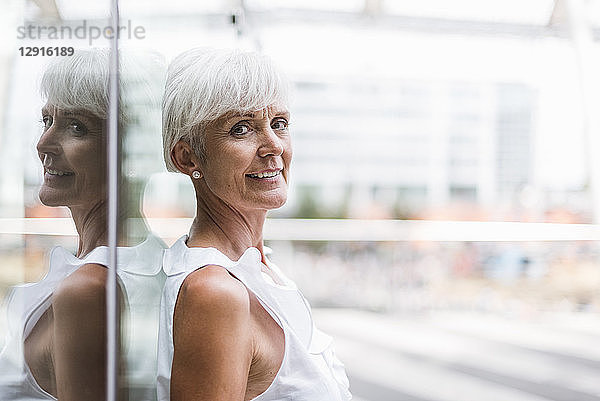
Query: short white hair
[[41, 49, 111, 119], [41, 48, 165, 123], [162, 47, 290, 172]]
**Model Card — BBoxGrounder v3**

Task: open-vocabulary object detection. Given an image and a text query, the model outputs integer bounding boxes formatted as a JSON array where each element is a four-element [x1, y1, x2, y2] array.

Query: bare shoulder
[[171, 265, 254, 400], [177, 265, 250, 318], [52, 263, 107, 310], [172, 265, 253, 391], [51, 263, 108, 401]]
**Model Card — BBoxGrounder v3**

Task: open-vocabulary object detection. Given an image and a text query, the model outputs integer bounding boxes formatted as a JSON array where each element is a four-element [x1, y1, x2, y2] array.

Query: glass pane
[[116, 15, 167, 401], [0, 1, 120, 399]]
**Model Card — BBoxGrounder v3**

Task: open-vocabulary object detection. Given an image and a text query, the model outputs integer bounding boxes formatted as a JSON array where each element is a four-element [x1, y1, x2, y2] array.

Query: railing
[[2, 217, 600, 241]]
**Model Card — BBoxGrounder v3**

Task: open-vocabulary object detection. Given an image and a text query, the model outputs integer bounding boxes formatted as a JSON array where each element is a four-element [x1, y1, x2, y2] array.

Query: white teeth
[[46, 169, 72, 176], [249, 170, 280, 178]]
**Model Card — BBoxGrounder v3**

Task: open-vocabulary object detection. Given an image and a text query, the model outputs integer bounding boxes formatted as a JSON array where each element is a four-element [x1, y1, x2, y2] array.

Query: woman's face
[[198, 104, 292, 211], [36, 103, 107, 208]]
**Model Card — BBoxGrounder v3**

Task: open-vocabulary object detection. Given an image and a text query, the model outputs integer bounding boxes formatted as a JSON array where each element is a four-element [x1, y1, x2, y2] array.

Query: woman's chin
[[38, 189, 65, 208], [254, 192, 287, 211], [267, 199, 287, 210]]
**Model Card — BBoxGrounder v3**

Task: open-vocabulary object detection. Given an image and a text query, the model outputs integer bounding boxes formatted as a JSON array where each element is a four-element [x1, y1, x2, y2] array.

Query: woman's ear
[[171, 140, 203, 179]]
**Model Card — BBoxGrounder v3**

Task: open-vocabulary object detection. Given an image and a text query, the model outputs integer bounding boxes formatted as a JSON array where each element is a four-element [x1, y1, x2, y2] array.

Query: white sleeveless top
[[0, 235, 166, 401], [157, 236, 352, 401]]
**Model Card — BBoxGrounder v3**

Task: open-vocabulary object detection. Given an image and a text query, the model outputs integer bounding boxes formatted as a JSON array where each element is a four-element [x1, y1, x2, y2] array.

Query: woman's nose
[[36, 128, 61, 159], [257, 127, 284, 157]]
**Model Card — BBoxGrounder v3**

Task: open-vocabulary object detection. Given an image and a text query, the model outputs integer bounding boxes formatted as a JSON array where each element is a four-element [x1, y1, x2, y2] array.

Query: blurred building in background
[[291, 80, 536, 220]]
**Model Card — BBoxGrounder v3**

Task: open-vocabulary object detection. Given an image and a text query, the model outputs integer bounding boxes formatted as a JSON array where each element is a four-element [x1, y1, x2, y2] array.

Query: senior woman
[[0, 49, 166, 400], [157, 48, 351, 401]]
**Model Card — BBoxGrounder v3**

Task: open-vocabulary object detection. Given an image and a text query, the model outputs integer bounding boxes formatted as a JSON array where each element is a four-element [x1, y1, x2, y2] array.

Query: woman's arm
[[52, 263, 128, 401], [52, 263, 108, 401], [171, 265, 254, 401]]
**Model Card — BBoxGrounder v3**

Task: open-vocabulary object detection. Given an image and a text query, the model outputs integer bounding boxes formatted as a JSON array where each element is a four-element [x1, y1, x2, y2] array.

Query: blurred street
[[314, 309, 600, 401]]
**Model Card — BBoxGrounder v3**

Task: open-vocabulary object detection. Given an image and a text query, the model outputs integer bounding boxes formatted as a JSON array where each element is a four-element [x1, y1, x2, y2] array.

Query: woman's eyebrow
[[62, 110, 85, 117], [61, 110, 101, 123], [225, 110, 289, 121], [221, 111, 254, 121]]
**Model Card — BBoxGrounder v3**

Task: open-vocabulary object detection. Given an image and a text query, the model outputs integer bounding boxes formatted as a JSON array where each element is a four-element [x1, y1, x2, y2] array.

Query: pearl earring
[[192, 171, 201, 179]]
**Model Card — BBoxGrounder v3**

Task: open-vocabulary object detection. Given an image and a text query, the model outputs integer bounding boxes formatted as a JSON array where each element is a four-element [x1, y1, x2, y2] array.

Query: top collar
[[51, 233, 166, 277], [163, 235, 263, 276]]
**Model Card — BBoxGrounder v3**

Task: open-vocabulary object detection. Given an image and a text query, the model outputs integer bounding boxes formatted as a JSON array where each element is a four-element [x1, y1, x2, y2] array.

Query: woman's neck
[[69, 200, 149, 258], [187, 196, 267, 262], [69, 201, 108, 258]]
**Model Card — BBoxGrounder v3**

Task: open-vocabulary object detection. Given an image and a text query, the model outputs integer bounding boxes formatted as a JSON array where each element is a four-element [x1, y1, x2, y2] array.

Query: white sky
[[53, 0, 599, 26]]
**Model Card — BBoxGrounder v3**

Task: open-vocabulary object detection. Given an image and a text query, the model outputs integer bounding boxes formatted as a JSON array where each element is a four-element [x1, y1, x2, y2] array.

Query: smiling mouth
[[246, 170, 282, 179], [46, 168, 74, 177]]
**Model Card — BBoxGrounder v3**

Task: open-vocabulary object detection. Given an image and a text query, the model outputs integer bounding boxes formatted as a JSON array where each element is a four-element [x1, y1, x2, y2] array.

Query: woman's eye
[[230, 124, 250, 136], [41, 116, 53, 129], [69, 120, 88, 135], [271, 119, 288, 131]]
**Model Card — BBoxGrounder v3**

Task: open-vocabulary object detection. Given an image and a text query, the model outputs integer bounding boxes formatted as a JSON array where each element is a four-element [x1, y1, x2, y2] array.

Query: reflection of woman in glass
[[158, 48, 351, 401], [0, 50, 165, 400]]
